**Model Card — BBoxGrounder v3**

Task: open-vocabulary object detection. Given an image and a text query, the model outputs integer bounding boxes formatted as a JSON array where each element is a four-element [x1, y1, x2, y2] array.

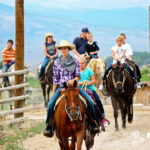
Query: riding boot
[[43, 124, 54, 138]]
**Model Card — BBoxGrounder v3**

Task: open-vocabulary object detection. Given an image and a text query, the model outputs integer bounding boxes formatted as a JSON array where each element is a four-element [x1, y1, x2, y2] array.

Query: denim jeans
[[92, 91, 105, 116], [2, 63, 10, 83], [46, 87, 96, 124]]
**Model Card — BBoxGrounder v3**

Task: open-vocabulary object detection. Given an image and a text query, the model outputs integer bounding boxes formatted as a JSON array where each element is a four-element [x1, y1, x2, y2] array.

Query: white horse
[[87, 57, 106, 98], [0, 64, 28, 110]]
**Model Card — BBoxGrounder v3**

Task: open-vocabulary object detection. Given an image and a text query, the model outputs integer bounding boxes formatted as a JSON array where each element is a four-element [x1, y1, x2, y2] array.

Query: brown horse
[[54, 81, 86, 150], [37, 61, 54, 107], [107, 62, 136, 130]]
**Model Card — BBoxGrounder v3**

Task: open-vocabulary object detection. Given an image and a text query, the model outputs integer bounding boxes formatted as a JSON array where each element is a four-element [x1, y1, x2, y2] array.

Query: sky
[[0, 0, 149, 9]]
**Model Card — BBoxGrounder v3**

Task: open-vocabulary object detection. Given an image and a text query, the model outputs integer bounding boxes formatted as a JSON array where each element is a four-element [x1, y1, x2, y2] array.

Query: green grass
[[141, 68, 150, 82], [0, 122, 45, 150], [28, 77, 40, 88]]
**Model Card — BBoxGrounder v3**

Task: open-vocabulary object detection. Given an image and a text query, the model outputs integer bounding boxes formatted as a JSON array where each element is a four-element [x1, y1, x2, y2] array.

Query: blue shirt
[[79, 68, 96, 91], [73, 37, 88, 54]]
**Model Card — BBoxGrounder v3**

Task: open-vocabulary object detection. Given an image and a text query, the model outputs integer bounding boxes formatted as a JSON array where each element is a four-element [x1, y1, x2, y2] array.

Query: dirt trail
[[23, 106, 150, 150]]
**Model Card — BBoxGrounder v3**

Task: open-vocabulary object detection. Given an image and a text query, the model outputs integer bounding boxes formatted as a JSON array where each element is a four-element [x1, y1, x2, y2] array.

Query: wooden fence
[[0, 69, 30, 126]]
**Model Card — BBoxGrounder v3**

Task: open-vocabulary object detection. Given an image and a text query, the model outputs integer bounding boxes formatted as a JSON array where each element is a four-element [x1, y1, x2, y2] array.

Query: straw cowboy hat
[[45, 33, 54, 43], [56, 40, 75, 50]]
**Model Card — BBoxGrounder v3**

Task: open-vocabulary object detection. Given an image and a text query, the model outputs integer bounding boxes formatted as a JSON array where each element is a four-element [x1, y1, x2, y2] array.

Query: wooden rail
[[0, 69, 29, 78], [0, 95, 30, 104], [0, 83, 29, 92]]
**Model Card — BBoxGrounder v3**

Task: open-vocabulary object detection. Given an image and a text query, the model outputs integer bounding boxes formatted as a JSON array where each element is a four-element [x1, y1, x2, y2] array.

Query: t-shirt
[[111, 45, 126, 64], [73, 37, 88, 54], [85, 41, 99, 55], [45, 41, 56, 56], [2, 48, 15, 64], [79, 68, 96, 91], [122, 43, 133, 59]]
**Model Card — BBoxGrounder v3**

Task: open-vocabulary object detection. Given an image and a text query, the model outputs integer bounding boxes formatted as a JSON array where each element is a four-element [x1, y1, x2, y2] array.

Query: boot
[[43, 124, 54, 138]]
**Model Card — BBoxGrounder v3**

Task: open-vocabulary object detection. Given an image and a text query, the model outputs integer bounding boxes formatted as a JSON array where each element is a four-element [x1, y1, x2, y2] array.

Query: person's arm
[[73, 38, 80, 57], [90, 51, 98, 55], [43, 44, 53, 59], [53, 61, 60, 93], [53, 43, 59, 58], [112, 50, 118, 61], [118, 50, 126, 61], [127, 44, 133, 60], [68, 59, 80, 85], [87, 75, 95, 86]]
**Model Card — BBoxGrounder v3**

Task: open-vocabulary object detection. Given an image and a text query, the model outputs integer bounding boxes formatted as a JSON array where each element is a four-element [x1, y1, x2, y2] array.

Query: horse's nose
[[116, 84, 123, 93], [70, 112, 78, 120]]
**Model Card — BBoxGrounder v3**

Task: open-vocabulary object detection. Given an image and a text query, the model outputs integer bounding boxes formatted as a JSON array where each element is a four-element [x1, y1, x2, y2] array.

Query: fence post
[[14, 0, 24, 118]]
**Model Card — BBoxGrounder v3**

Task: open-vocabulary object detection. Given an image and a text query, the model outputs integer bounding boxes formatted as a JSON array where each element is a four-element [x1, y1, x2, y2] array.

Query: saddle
[[54, 88, 88, 111]]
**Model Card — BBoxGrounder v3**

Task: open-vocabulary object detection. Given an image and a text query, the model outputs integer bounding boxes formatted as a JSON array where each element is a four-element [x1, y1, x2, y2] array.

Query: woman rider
[[38, 33, 59, 80], [78, 56, 108, 126], [44, 40, 99, 137]]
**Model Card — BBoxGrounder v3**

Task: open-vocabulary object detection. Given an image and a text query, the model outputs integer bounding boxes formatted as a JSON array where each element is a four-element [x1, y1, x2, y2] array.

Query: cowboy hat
[[56, 40, 75, 50], [45, 33, 54, 43]]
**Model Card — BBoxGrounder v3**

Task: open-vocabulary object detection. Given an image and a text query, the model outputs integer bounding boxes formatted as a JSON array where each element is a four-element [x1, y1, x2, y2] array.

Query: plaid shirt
[[53, 57, 80, 85]]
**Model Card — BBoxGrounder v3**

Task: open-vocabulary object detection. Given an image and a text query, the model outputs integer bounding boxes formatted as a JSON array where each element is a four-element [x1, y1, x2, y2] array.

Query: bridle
[[112, 68, 127, 93], [64, 88, 85, 126]]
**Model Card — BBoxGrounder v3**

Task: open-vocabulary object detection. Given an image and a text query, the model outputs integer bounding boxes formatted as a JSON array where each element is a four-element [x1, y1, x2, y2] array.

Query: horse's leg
[[111, 97, 119, 131], [41, 83, 47, 107], [58, 141, 64, 150], [47, 85, 51, 105], [61, 137, 70, 150], [9, 90, 13, 110], [122, 104, 127, 129], [76, 129, 84, 150], [128, 97, 133, 123], [70, 136, 76, 150]]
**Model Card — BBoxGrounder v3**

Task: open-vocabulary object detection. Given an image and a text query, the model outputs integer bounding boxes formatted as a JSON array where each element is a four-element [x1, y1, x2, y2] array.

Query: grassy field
[[141, 68, 150, 82], [0, 122, 45, 150], [28, 77, 40, 88]]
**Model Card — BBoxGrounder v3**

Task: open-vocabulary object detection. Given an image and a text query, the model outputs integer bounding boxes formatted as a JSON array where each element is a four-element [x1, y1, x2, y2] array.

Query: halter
[[64, 88, 83, 123], [112, 69, 127, 92]]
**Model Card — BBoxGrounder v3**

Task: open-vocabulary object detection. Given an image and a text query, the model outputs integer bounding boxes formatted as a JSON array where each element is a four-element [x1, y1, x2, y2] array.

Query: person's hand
[[50, 92, 54, 99], [78, 82, 83, 85], [49, 56, 53, 60], [68, 79, 74, 85], [83, 80, 88, 85]]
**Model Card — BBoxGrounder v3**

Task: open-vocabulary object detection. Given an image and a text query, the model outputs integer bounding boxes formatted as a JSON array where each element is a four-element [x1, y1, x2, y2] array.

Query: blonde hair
[[116, 35, 123, 42], [78, 56, 87, 64]]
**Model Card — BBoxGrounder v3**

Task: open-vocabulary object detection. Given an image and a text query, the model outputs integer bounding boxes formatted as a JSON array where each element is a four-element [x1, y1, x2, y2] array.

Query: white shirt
[[122, 43, 133, 60], [111, 45, 126, 64]]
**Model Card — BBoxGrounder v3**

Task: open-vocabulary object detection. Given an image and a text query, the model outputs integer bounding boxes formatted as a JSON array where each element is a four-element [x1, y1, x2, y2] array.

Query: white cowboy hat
[[45, 33, 54, 42], [56, 40, 75, 50]]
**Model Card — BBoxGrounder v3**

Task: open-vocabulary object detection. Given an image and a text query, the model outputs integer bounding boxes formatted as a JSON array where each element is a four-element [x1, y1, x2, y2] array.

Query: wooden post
[[14, 0, 24, 118], [149, 6, 150, 52]]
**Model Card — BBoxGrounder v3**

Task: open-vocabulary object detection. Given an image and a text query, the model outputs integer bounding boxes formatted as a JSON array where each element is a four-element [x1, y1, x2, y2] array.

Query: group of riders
[[1, 27, 142, 137]]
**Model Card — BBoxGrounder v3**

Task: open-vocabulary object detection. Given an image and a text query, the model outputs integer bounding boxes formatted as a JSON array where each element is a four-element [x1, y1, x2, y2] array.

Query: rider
[[2, 39, 15, 87], [99, 36, 140, 92], [78, 56, 108, 126], [38, 33, 59, 80], [85, 32, 99, 59], [73, 27, 89, 58], [44, 40, 99, 137], [120, 33, 142, 84]]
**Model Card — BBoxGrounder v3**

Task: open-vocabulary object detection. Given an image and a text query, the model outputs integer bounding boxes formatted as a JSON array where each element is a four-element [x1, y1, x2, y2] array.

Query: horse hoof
[[115, 127, 119, 131], [128, 118, 133, 124], [122, 125, 126, 129]]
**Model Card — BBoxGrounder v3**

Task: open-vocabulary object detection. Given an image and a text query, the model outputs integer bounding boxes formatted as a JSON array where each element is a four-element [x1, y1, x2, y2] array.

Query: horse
[[37, 61, 54, 107], [54, 81, 86, 150], [87, 57, 106, 98], [0, 64, 28, 110], [107, 62, 136, 130]]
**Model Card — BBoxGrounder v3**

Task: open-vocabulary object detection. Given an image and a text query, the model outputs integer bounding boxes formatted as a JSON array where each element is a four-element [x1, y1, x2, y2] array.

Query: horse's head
[[112, 62, 126, 94], [63, 81, 81, 121], [87, 57, 106, 78]]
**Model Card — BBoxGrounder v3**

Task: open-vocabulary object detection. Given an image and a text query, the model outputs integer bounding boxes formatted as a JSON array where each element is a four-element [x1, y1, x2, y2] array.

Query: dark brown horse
[[37, 61, 54, 107], [107, 62, 136, 130], [54, 81, 86, 150]]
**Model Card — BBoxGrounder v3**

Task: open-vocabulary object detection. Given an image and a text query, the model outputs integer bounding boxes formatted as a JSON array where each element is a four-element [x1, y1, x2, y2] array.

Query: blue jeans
[[46, 87, 96, 124], [92, 91, 105, 116], [90, 54, 96, 58], [3, 64, 10, 83]]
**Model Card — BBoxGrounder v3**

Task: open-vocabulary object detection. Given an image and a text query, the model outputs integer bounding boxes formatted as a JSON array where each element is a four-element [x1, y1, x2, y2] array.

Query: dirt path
[[23, 106, 150, 150]]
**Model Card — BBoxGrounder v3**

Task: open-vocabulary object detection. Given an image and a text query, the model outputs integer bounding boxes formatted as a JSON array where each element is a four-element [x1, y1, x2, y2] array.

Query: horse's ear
[[102, 57, 106, 62], [63, 82, 68, 89], [73, 80, 77, 87]]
